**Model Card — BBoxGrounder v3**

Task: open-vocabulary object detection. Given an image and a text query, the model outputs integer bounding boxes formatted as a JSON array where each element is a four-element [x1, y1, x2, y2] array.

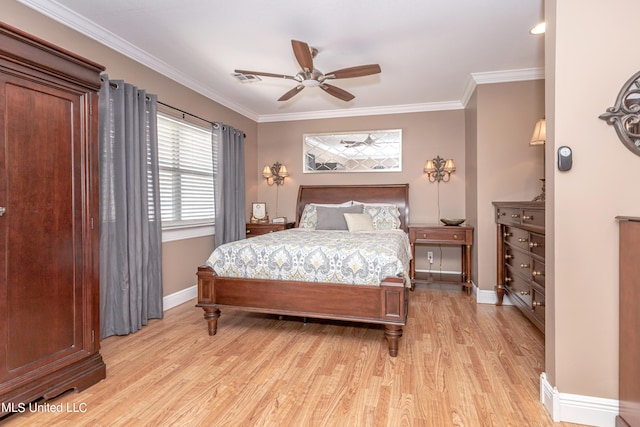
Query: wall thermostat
[[557, 146, 572, 171]]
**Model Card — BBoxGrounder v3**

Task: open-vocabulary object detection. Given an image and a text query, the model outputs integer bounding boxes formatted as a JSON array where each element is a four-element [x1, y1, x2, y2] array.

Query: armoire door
[[0, 75, 96, 384]]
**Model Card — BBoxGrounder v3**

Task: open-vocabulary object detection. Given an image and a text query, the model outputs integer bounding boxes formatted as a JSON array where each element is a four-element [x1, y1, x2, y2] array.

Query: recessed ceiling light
[[530, 22, 546, 35]]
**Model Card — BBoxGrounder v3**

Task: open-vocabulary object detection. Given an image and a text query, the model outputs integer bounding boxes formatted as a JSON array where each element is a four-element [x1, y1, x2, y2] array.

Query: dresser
[[408, 224, 473, 294], [0, 23, 105, 414], [493, 201, 545, 332], [246, 222, 295, 238], [617, 217, 640, 427]]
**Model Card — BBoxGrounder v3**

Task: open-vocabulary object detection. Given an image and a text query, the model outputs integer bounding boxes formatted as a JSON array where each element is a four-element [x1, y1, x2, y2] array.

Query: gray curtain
[[213, 122, 246, 246], [99, 75, 163, 339]]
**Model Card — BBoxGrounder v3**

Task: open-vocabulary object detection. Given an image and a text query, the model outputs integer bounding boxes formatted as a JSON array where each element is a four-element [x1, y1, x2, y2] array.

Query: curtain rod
[[105, 82, 245, 136], [158, 101, 219, 129]]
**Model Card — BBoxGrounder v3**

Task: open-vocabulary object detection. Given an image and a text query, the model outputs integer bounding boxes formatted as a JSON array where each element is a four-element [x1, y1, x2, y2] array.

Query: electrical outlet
[[427, 251, 434, 264]]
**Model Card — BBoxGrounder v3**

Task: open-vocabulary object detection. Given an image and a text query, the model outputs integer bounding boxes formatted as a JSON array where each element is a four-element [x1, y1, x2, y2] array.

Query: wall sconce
[[424, 156, 455, 183], [262, 161, 289, 186]]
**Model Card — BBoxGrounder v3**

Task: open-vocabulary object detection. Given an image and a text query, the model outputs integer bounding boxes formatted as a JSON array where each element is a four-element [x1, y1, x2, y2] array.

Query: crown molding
[[18, 0, 544, 123], [257, 100, 464, 123], [17, 0, 260, 122]]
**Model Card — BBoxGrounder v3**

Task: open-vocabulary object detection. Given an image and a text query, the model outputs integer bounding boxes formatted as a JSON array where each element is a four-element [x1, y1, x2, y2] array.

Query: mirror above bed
[[303, 129, 402, 173]]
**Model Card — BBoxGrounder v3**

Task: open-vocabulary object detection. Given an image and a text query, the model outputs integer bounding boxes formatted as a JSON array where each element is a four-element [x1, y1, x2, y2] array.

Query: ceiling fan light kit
[[234, 40, 381, 102]]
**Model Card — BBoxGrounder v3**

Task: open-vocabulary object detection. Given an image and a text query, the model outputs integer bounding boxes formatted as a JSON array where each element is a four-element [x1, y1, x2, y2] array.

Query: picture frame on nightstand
[[250, 202, 268, 223]]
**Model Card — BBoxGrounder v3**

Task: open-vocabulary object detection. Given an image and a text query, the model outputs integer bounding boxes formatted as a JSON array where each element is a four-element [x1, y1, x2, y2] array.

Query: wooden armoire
[[0, 22, 106, 415]]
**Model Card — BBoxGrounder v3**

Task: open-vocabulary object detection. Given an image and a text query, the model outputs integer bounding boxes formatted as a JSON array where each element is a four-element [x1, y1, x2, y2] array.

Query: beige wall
[[545, 0, 640, 400], [472, 80, 546, 292], [257, 111, 467, 271], [3, 0, 258, 297]]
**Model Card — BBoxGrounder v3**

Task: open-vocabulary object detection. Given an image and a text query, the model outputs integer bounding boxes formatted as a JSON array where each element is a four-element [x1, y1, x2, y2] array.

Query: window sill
[[162, 224, 214, 243]]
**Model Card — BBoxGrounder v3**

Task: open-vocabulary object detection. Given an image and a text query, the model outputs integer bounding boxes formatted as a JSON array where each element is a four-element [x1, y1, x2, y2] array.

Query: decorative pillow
[[352, 202, 401, 230], [315, 205, 364, 230], [343, 213, 374, 232], [298, 202, 353, 229]]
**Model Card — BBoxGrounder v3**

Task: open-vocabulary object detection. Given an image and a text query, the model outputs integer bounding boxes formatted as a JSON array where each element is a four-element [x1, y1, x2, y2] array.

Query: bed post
[[196, 265, 220, 335], [384, 325, 403, 357]]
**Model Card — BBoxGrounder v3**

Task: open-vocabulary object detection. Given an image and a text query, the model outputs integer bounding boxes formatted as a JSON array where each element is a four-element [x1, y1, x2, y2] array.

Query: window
[[157, 112, 216, 232]]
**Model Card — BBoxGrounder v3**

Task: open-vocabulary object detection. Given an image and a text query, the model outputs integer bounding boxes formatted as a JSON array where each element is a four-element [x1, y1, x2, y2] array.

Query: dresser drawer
[[532, 289, 545, 323], [504, 267, 533, 307], [503, 226, 531, 251], [504, 247, 532, 280], [522, 208, 544, 228], [411, 228, 469, 244], [532, 259, 545, 288], [496, 207, 523, 226]]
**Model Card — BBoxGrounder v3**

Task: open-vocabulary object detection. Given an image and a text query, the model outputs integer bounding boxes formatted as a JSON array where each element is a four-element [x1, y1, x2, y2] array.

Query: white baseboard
[[540, 372, 619, 426], [163, 284, 197, 311], [475, 286, 513, 306]]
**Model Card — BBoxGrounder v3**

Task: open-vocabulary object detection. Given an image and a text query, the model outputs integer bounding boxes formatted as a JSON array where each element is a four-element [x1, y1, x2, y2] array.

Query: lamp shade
[[444, 159, 456, 173], [530, 118, 546, 146], [424, 160, 435, 173], [278, 164, 289, 177], [262, 165, 272, 178]]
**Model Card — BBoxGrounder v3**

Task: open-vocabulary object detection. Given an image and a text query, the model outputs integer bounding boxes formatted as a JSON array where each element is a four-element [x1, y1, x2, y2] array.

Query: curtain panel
[[213, 122, 246, 246], [99, 75, 163, 338]]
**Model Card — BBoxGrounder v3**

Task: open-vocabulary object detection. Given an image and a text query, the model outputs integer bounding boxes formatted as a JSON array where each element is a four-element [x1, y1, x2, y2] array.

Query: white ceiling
[[19, 0, 545, 122]]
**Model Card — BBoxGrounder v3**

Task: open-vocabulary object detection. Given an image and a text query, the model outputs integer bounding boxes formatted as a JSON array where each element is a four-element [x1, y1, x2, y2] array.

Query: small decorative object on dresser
[[246, 222, 294, 238], [493, 201, 545, 333]]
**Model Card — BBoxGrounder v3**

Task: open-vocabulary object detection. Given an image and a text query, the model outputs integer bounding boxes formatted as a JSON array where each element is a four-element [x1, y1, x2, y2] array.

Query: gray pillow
[[315, 205, 364, 230]]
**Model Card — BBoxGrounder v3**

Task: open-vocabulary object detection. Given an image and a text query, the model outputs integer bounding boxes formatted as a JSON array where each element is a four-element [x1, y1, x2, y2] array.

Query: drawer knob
[[503, 232, 512, 238], [511, 214, 520, 218], [504, 277, 512, 282], [532, 301, 544, 307], [504, 254, 513, 260], [529, 242, 542, 248], [246, 230, 251, 234], [520, 290, 530, 295], [519, 263, 530, 268], [523, 215, 533, 220], [518, 238, 528, 243], [532, 270, 545, 277]]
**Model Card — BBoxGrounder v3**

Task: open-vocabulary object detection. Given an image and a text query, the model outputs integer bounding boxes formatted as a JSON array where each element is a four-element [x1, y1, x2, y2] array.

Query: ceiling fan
[[234, 40, 381, 102]]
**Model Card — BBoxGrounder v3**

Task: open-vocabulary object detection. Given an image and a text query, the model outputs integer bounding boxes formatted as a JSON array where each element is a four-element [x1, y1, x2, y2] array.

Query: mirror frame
[[600, 70, 640, 156], [302, 129, 402, 173]]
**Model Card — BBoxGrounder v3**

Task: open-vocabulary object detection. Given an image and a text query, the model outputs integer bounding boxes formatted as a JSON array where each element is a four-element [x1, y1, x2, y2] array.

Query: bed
[[196, 184, 410, 356]]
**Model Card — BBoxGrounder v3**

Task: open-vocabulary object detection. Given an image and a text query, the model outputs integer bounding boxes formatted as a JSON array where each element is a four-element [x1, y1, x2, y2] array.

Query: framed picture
[[251, 202, 268, 223], [303, 129, 402, 173]]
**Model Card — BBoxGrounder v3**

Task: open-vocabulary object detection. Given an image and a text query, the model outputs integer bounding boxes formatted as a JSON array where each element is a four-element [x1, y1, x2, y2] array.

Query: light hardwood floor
[[1, 285, 586, 426]]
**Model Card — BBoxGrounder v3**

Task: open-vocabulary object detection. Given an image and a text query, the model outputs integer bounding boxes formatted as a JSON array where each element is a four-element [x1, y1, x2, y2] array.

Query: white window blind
[[157, 112, 215, 229]]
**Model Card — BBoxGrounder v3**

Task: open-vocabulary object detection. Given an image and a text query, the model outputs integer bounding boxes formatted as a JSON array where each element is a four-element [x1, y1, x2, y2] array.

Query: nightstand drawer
[[410, 228, 469, 244], [246, 222, 294, 237]]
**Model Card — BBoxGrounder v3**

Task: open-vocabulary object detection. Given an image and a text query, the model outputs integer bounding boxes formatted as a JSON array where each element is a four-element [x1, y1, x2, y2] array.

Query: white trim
[[539, 372, 619, 427], [17, 0, 544, 123], [162, 225, 214, 243], [475, 287, 514, 305], [163, 284, 197, 311]]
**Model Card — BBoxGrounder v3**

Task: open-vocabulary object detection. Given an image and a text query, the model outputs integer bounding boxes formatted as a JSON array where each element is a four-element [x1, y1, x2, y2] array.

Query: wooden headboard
[[295, 184, 410, 231]]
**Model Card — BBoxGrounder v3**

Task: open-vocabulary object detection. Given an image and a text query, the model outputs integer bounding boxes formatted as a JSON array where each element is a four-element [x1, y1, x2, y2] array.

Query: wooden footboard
[[196, 266, 408, 357]]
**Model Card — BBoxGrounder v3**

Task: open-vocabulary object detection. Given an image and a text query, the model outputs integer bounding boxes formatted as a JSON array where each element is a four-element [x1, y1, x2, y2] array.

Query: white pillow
[[343, 213, 374, 232]]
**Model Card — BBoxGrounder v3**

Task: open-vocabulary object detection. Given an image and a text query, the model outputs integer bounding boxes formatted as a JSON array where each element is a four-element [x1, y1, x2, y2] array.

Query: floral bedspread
[[205, 228, 412, 287]]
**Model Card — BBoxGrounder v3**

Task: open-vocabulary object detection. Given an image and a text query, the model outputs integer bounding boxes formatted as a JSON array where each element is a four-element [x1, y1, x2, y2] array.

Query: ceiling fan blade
[[325, 64, 382, 79], [291, 40, 314, 72], [234, 69, 296, 80], [278, 85, 305, 101], [320, 84, 355, 102]]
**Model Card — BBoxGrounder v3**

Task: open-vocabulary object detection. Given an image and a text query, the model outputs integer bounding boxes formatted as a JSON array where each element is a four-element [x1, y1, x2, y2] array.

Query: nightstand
[[246, 222, 294, 238], [408, 224, 474, 294]]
